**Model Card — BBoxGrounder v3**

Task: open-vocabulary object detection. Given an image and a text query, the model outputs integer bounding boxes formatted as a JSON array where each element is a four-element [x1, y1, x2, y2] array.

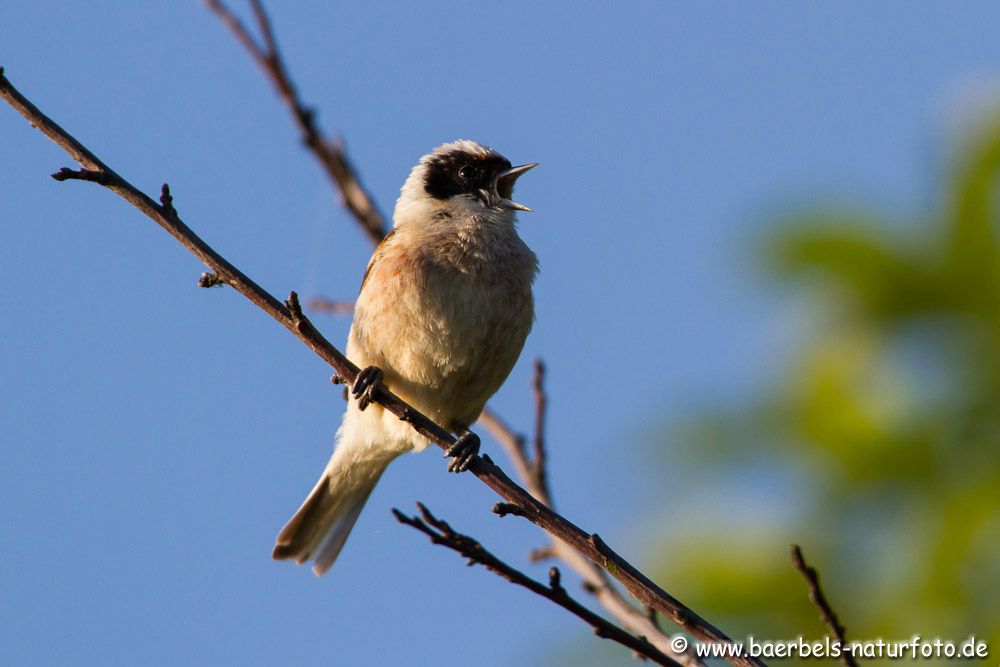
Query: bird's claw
[[352, 366, 383, 411], [445, 431, 480, 473]]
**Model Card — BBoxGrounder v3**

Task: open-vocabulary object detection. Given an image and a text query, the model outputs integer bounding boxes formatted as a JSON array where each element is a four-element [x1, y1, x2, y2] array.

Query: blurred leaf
[[647, 107, 1000, 662], [768, 215, 944, 323]]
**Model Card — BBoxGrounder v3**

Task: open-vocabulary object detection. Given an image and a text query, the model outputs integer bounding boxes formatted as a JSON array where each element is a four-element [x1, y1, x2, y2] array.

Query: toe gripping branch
[[445, 429, 480, 473], [352, 366, 383, 411], [352, 365, 479, 473]]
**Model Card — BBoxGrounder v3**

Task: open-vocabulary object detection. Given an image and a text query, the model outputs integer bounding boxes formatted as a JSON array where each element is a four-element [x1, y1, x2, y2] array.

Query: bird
[[272, 140, 539, 575]]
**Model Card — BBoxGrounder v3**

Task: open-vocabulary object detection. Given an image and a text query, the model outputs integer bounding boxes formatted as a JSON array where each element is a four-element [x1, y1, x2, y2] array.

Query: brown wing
[[358, 229, 396, 296]]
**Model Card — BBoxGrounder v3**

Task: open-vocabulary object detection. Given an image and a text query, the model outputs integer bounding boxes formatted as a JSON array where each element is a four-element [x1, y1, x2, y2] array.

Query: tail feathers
[[273, 454, 388, 576]]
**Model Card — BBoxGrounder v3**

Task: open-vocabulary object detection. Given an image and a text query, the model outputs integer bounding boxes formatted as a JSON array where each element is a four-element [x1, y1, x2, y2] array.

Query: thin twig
[[307, 296, 355, 315], [205, 3, 538, 496], [477, 408, 533, 487], [480, 366, 705, 667], [394, 503, 680, 667], [791, 545, 858, 667], [207, 3, 528, 481], [205, 0, 387, 245], [205, 1, 709, 655], [0, 68, 759, 667], [530, 358, 552, 504], [202, 6, 720, 663]]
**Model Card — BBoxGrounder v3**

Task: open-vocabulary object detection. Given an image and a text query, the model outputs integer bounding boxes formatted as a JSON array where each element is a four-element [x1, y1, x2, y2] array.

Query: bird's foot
[[445, 431, 480, 473], [352, 366, 383, 411]]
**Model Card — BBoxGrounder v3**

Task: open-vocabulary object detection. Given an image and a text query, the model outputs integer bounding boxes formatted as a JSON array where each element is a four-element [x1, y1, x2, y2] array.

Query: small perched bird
[[273, 140, 539, 575]]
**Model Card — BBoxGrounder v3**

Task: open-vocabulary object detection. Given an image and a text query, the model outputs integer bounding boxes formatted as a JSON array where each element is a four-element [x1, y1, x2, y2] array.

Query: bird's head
[[394, 140, 536, 226]]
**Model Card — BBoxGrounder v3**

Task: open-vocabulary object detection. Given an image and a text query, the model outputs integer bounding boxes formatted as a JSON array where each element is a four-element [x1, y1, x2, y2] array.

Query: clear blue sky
[[4, 3, 1000, 665]]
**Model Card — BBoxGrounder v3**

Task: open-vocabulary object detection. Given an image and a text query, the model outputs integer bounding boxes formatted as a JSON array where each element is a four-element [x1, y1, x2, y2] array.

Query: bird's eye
[[458, 164, 478, 180]]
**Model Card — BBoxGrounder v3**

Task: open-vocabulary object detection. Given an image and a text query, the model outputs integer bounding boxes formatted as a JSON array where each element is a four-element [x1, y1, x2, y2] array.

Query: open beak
[[496, 162, 538, 212]]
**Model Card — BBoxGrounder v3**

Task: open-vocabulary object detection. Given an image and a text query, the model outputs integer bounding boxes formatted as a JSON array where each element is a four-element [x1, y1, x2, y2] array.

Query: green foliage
[[652, 112, 1000, 658]]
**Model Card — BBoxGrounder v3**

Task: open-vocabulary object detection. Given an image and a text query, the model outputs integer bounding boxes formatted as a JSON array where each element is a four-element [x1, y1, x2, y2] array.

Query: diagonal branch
[[394, 503, 681, 667], [206, 0, 520, 463], [791, 545, 858, 667], [0, 68, 759, 667], [207, 0, 707, 651], [481, 361, 703, 665], [205, 0, 387, 245], [202, 8, 720, 663]]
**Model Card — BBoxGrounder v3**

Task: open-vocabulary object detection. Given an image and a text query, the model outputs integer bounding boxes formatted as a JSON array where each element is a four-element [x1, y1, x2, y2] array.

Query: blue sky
[[4, 3, 1000, 665]]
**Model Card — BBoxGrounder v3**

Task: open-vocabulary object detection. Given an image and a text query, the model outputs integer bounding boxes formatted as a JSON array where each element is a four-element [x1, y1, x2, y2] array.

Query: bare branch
[[52, 167, 110, 184], [205, 0, 388, 245], [791, 545, 858, 667], [530, 358, 552, 503], [202, 6, 725, 659], [529, 544, 556, 563], [205, 5, 547, 507], [493, 502, 527, 518], [1, 68, 759, 667], [394, 503, 681, 667], [478, 407, 533, 487], [307, 296, 355, 315], [481, 363, 706, 666]]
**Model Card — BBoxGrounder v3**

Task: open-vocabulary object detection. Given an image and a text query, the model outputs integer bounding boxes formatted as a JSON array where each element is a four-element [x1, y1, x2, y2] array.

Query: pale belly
[[347, 266, 534, 430]]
